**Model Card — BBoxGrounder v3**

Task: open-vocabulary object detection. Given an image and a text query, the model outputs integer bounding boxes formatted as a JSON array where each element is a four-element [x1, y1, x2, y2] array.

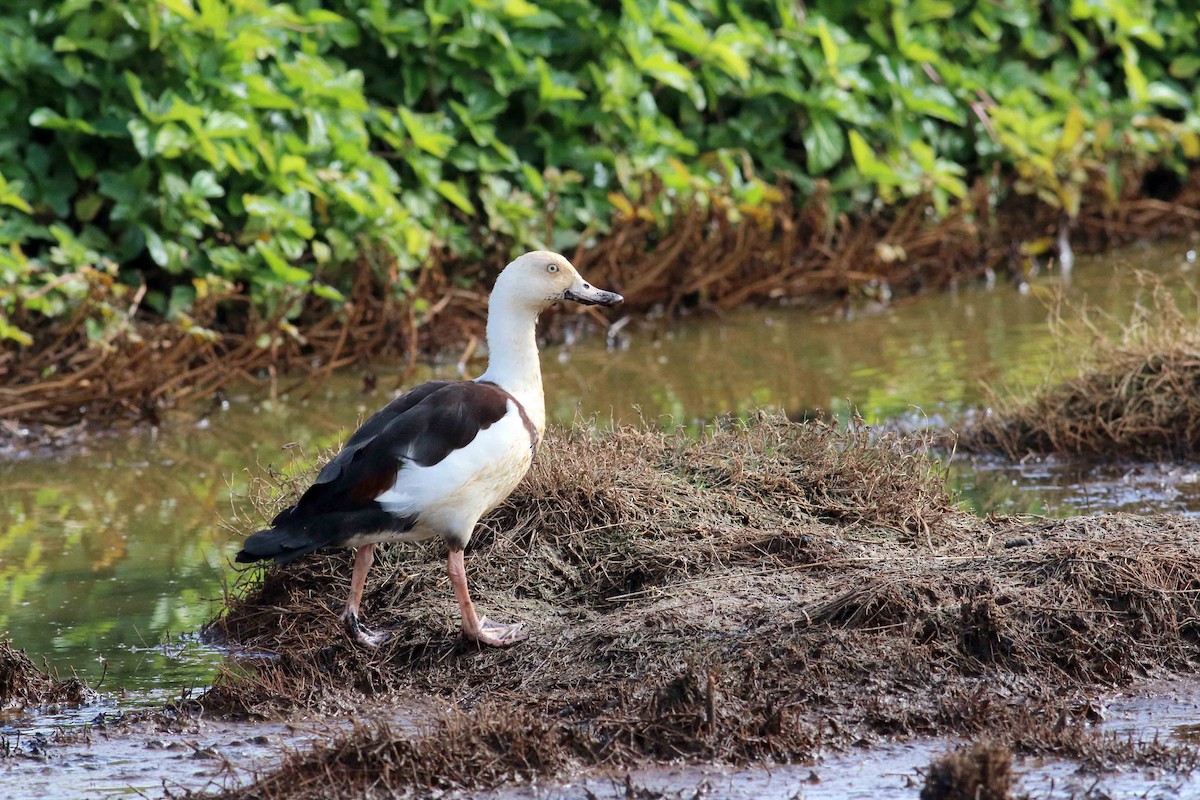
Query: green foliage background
[[1, 0, 1198, 344]]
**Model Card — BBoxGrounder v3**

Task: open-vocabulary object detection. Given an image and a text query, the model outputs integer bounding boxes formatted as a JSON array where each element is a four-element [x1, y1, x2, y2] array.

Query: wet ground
[[3, 237, 1200, 797], [954, 454, 1200, 517], [486, 678, 1200, 799], [8, 679, 1195, 798], [1, 711, 319, 798]]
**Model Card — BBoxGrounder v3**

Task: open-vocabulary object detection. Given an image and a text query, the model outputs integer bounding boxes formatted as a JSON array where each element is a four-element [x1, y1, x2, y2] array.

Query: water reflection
[[547, 242, 1198, 426], [953, 454, 1200, 518], [1, 239, 1198, 690]]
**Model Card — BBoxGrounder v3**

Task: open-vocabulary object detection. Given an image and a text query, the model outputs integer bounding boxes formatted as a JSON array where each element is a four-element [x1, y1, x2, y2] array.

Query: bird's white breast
[[375, 400, 534, 541]]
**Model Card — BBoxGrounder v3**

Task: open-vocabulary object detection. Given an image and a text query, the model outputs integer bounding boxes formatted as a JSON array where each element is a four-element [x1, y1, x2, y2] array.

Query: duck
[[235, 251, 623, 648]]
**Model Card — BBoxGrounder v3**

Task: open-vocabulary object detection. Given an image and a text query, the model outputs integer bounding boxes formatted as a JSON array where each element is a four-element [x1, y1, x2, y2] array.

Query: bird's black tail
[[235, 525, 326, 565], [234, 508, 414, 565]]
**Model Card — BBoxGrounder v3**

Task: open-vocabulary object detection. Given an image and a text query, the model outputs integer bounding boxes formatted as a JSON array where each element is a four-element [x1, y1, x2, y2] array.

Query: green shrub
[[0, 0, 1197, 344]]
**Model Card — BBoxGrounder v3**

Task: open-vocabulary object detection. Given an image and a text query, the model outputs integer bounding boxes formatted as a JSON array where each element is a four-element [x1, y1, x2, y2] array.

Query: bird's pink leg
[[447, 548, 526, 647], [341, 543, 387, 647]]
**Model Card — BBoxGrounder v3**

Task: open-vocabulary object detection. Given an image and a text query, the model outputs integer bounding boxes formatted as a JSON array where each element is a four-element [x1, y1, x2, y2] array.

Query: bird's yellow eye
[[547, 264, 559, 273]]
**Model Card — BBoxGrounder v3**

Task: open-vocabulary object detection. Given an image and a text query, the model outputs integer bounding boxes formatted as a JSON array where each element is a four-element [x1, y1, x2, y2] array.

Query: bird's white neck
[[477, 294, 546, 437]]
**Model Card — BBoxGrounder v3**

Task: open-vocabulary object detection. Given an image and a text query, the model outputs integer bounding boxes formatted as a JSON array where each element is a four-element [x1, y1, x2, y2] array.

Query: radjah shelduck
[[236, 251, 623, 647]]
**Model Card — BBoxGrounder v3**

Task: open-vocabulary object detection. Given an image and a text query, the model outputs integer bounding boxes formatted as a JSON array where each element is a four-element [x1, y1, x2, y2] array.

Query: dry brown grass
[[960, 281, 1200, 459], [574, 170, 1200, 315], [921, 742, 1013, 800], [0, 261, 418, 428], [0, 638, 91, 710], [206, 714, 581, 800], [198, 415, 1200, 798]]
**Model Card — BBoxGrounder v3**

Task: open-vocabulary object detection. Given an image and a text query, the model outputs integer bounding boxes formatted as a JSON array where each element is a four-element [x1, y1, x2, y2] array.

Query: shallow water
[[0, 709, 355, 798], [1, 239, 1199, 698], [3, 677, 1199, 799]]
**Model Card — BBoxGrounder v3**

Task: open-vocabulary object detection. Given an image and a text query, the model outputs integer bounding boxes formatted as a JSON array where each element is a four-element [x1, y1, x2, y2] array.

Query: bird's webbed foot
[[341, 609, 391, 649], [463, 616, 527, 648]]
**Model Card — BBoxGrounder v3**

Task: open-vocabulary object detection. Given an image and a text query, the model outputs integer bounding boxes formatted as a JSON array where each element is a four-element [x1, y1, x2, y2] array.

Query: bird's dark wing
[[271, 381, 520, 523], [269, 380, 452, 526], [338, 380, 456, 451]]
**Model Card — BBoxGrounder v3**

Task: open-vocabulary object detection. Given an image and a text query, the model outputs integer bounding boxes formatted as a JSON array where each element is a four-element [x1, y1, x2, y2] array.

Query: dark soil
[[0, 639, 91, 710], [960, 282, 1200, 459], [201, 414, 1200, 798]]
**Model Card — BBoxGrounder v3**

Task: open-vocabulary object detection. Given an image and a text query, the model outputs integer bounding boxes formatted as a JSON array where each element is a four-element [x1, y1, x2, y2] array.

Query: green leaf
[[303, 9, 345, 25], [0, 318, 34, 346], [1145, 81, 1191, 109], [143, 226, 168, 267], [909, 141, 936, 172], [536, 58, 586, 102], [901, 86, 964, 124], [158, 0, 196, 20], [397, 107, 455, 158], [154, 123, 191, 157], [311, 282, 346, 302], [1060, 107, 1084, 151], [191, 171, 224, 199], [640, 52, 696, 94], [255, 241, 311, 284], [128, 119, 154, 157], [1121, 41, 1148, 104], [124, 71, 151, 118], [74, 193, 104, 222], [520, 165, 545, 197], [203, 111, 250, 138], [29, 108, 97, 134], [708, 39, 751, 82], [435, 180, 476, 214], [0, 174, 33, 214], [848, 130, 881, 175], [816, 19, 839, 72], [1170, 55, 1200, 80], [502, 0, 539, 17], [803, 110, 845, 174]]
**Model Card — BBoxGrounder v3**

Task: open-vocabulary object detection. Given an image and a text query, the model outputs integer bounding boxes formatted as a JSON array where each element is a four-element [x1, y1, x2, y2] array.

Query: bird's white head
[[492, 250, 623, 313]]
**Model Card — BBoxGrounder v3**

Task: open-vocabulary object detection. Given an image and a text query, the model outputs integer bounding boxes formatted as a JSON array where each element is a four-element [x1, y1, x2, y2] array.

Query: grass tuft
[[199, 414, 1200, 797]]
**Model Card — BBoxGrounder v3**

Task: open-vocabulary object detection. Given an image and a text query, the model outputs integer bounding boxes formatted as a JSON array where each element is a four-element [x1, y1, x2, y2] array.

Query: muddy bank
[[960, 282, 1200, 459], [1, 639, 91, 710], [7, 171, 1200, 433], [202, 415, 1200, 797]]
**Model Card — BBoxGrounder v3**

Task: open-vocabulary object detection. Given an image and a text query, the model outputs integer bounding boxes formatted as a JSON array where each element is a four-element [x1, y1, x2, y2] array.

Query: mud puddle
[[487, 745, 1190, 800], [487, 749, 1188, 799], [953, 453, 1200, 517], [0, 697, 404, 799], [2, 714, 299, 799], [477, 680, 1200, 800]]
